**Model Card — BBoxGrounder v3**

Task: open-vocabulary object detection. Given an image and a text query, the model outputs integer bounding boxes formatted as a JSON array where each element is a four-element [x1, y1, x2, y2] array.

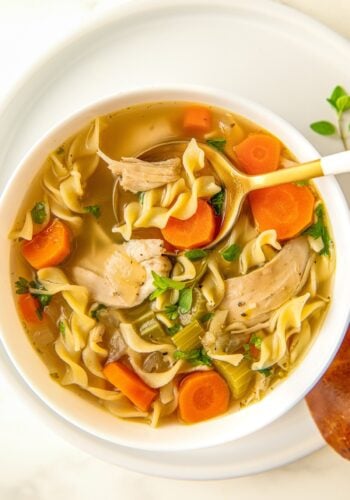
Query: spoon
[[140, 141, 350, 248]]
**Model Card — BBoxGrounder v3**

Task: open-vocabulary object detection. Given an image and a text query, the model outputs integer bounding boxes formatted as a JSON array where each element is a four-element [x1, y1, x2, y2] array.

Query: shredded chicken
[[220, 237, 312, 325], [71, 239, 171, 308], [110, 157, 181, 193], [107, 330, 127, 363]]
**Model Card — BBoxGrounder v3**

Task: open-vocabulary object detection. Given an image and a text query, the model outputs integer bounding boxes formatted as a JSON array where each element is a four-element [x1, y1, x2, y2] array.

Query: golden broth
[[10, 101, 335, 425]]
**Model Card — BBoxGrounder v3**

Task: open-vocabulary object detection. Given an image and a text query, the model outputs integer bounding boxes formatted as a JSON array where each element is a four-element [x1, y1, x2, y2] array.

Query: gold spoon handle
[[247, 151, 350, 191]]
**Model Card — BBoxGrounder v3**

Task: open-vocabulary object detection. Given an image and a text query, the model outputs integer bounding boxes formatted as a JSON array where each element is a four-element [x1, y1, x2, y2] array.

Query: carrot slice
[[103, 361, 158, 412], [179, 371, 230, 423], [161, 199, 216, 250], [183, 106, 212, 134], [18, 293, 45, 324], [235, 134, 281, 175], [249, 183, 315, 240], [22, 219, 71, 269]]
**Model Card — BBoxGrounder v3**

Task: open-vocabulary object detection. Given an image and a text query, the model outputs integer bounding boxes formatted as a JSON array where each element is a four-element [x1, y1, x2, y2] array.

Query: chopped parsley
[[174, 348, 212, 367], [90, 303, 107, 321], [15, 277, 31, 295], [206, 137, 226, 152], [15, 276, 52, 317], [184, 249, 208, 261], [150, 271, 186, 300], [243, 334, 263, 360], [209, 189, 225, 216], [31, 202, 46, 224], [138, 192, 145, 204], [58, 321, 66, 337], [243, 343, 252, 360], [166, 324, 181, 336], [84, 205, 101, 219], [303, 204, 331, 256], [250, 334, 262, 349], [178, 288, 193, 314], [200, 312, 214, 323], [165, 304, 179, 321], [257, 368, 272, 377], [221, 243, 241, 262]]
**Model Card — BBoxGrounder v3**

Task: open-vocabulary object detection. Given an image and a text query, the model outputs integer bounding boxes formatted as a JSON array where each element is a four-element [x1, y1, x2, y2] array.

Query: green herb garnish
[[91, 303, 107, 321], [243, 343, 252, 360], [165, 304, 179, 321], [15, 277, 30, 295], [166, 324, 181, 336], [173, 348, 212, 366], [206, 137, 227, 152], [138, 192, 145, 205], [200, 312, 214, 323], [209, 189, 225, 216], [310, 121, 336, 136], [184, 249, 208, 261], [257, 368, 272, 377], [31, 202, 46, 224], [30, 280, 52, 309], [178, 288, 193, 314], [150, 271, 186, 300], [36, 293, 52, 308], [327, 85, 350, 112], [294, 180, 310, 187], [58, 321, 66, 336], [310, 85, 350, 150], [250, 334, 262, 349], [84, 205, 101, 219], [221, 243, 241, 262], [15, 277, 52, 315], [303, 204, 331, 256]]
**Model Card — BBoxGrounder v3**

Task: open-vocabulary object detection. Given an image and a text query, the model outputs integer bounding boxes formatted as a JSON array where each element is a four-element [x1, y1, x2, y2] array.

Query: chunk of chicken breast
[[110, 157, 181, 193], [220, 237, 312, 325], [71, 239, 171, 308]]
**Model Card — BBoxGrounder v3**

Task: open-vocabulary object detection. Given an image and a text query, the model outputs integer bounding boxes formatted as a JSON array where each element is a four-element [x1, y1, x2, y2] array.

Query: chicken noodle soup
[[10, 102, 335, 426]]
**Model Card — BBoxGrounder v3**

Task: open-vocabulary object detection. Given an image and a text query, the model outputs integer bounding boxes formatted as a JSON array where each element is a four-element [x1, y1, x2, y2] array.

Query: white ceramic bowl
[[0, 86, 349, 452]]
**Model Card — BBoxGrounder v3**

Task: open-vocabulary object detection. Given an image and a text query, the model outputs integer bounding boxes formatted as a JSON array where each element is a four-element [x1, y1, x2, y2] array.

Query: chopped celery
[[120, 306, 170, 343], [133, 310, 155, 331], [141, 320, 168, 343], [172, 320, 204, 351], [180, 288, 208, 325], [214, 359, 254, 399]]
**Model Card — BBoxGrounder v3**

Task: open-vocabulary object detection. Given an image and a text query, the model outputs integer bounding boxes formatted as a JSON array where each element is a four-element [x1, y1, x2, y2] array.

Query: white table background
[[0, 0, 349, 498]]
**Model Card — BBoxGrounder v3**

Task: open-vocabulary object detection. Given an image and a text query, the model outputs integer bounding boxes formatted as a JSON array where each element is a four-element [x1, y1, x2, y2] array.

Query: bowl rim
[[0, 84, 349, 452]]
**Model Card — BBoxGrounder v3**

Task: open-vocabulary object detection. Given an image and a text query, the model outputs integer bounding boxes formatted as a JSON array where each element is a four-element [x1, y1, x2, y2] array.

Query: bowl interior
[[0, 86, 349, 451]]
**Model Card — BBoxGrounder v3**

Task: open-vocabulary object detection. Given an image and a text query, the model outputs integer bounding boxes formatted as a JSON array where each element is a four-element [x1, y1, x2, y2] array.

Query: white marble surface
[[0, 0, 349, 497]]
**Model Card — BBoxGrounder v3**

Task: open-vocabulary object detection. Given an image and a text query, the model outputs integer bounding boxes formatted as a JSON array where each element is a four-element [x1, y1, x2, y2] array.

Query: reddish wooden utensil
[[306, 325, 350, 459]]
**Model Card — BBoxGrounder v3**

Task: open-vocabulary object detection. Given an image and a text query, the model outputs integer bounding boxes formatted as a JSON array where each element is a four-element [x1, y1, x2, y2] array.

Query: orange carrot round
[[178, 370, 230, 424], [103, 361, 158, 412], [235, 133, 281, 175], [22, 219, 71, 269], [18, 293, 45, 324], [161, 199, 216, 249], [183, 106, 212, 134], [249, 183, 315, 240]]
